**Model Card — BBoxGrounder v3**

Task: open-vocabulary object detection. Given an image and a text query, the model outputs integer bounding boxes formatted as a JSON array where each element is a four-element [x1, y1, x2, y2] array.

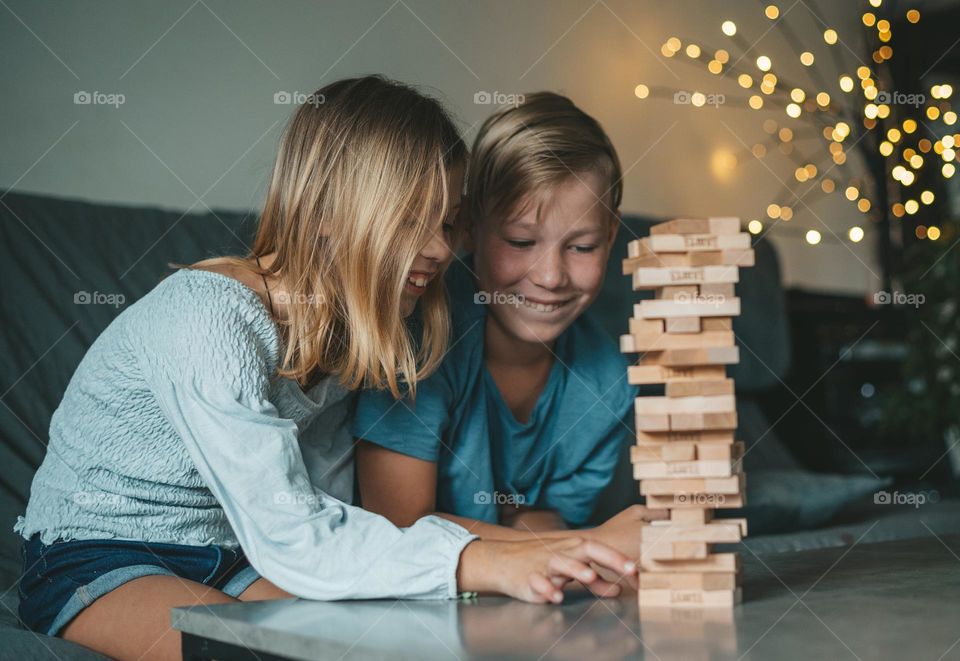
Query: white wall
[[0, 0, 883, 294]]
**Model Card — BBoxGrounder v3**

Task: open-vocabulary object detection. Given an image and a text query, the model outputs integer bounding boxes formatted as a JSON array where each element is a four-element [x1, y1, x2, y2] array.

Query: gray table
[[172, 534, 960, 660]]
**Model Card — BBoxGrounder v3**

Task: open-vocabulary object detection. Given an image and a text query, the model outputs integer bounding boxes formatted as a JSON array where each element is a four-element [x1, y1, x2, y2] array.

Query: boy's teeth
[[522, 299, 563, 313]]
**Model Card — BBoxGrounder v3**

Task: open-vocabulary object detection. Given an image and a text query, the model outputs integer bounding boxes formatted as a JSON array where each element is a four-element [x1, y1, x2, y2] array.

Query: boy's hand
[[458, 537, 636, 603], [585, 504, 670, 560]]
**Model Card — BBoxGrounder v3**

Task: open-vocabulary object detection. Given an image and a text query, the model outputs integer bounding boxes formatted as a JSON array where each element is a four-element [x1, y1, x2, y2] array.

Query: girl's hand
[[585, 504, 670, 561], [458, 537, 637, 603]]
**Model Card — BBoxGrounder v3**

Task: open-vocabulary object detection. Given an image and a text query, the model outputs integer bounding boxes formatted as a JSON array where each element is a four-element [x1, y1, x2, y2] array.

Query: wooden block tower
[[620, 217, 754, 608]]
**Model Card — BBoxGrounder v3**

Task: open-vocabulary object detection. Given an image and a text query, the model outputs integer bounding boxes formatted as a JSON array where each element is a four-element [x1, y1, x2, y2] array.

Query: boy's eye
[[571, 244, 598, 253], [505, 239, 534, 248]]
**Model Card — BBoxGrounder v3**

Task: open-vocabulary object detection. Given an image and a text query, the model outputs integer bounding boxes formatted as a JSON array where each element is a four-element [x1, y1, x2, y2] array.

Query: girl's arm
[[356, 441, 667, 552]]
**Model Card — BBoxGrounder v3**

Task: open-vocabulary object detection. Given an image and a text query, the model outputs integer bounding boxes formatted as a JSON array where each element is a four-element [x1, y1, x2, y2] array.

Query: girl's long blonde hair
[[185, 76, 465, 397]]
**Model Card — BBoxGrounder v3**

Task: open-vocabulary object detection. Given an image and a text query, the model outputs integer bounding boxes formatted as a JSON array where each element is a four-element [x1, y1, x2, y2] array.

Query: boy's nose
[[528, 250, 567, 290]]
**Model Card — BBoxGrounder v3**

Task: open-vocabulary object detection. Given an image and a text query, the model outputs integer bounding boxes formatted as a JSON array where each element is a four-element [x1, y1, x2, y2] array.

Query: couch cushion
[[0, 190, 255, 572]]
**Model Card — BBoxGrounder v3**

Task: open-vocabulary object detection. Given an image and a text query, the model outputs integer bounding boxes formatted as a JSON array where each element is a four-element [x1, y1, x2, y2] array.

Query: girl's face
[[399, 166, 463, 317], [472, 171, 617, 346]]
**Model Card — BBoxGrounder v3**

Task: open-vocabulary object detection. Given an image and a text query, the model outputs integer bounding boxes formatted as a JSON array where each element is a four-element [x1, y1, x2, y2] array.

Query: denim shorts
[[17, 534, 261, 637]]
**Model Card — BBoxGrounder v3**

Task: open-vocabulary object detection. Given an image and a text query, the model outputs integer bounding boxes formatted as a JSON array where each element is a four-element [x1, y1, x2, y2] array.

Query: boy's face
[[472, 171, 618, 346]]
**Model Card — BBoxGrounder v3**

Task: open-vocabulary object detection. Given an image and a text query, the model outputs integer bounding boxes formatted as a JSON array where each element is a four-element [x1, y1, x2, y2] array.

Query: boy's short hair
[[466, 92, 623, 228]]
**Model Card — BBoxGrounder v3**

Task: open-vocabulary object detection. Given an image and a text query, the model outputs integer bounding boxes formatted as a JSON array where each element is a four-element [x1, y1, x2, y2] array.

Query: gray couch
[[1, 190, 957, 660]]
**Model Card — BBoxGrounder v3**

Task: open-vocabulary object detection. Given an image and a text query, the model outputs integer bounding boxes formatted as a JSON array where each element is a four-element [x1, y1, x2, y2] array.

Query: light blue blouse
[[15, 268, 476, 600]]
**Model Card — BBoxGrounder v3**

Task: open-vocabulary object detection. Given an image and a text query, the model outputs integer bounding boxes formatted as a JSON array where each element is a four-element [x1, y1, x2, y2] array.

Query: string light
[[634, 6, 954, 245]]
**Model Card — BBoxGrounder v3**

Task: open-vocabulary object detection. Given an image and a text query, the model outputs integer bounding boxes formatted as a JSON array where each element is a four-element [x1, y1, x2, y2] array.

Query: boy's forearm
[[434, 512, 572, 541]]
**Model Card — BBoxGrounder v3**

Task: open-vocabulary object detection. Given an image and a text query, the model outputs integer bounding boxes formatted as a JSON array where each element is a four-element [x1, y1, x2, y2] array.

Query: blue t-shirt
[[352, 257, 636, 526]]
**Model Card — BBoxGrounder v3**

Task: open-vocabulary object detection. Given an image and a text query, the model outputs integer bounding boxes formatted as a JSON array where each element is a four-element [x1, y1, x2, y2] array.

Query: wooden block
[[628, 365, 727, 385], [645, 492, 745, 510], [665, 317, 701, 333], [631, 441, 743, 463], [633, 458, 740, 479], [638, 587, 742, 608], [641, 522, 742, 544], [699, 283, 736, 298], [635, 395, 736, 415], [635, 298, 740, 319], [671, 508, 714, 525], [650, 217, 741, 236], [637, 347, 740, 367], [646, 233, 751, 253], [640, 552, 739, 574], [636, 429, 735, 444], [641, 474, 745, 496], [666, 379, 734, 397], [622, 329, 735, 352], [641, 541, 709, 560], [652, 517, 747, 536], [636, 414, 670, 432], [639, 572, 737, 591], [656, 285, 699, 299], [633, 265, 740, 289], [622, 249, 754, 273], [632, 443, 696, 462], [702, 317, 733, 330], [668, 411, 738, 431]]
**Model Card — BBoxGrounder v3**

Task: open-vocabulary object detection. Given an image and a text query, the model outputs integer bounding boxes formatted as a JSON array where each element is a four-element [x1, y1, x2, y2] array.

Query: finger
[[571, 539, 637, 576], [548, 555, 597, 584], [581, 577, 623, 598], [529, 572, 563, 604]]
